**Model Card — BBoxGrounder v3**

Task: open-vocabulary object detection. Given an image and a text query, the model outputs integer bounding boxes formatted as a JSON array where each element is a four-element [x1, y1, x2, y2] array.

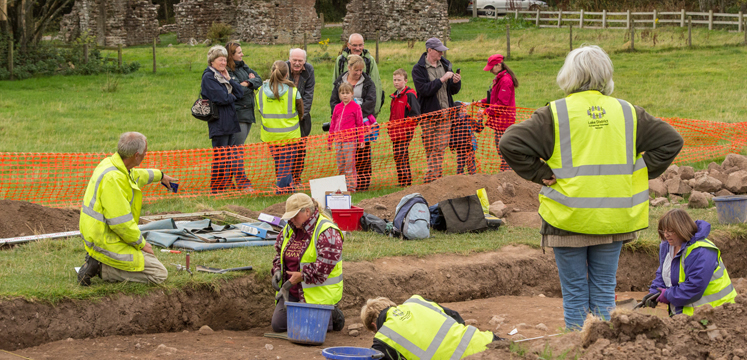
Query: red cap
[[483, 54, 504, 71]]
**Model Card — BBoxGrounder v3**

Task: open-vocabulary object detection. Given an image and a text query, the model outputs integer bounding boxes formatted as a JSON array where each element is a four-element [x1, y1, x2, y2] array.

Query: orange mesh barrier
[[1, 104, 745, 208]]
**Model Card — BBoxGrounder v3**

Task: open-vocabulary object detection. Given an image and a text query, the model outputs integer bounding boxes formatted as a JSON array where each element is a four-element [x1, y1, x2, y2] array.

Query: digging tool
[[513, 333, 562, 343], [275, 280, 293, 308], [196, 265, 253, 274]]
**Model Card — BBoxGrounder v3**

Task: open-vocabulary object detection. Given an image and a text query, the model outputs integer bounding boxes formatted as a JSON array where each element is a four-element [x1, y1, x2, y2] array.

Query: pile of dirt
[[262, 172, 543, 227], [0, 200, 79, 238]]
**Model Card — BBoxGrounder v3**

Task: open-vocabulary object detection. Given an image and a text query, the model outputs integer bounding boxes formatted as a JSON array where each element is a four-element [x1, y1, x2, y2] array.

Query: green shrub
[[206, 22, 234, 45]]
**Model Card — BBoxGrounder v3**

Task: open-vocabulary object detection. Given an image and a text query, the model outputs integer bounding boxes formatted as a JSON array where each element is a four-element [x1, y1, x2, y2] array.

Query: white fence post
[[558, 9, 562, 28], [708, 10, 713, 30], [653, 9, 657, 29], [580, 9, 584, 28], [602, 10, 607, 28], [536, 8, 540, 27], [627, 10, 631, 29], [739, 11, 743, 33], [681, 9, 686, 27], [515, 9, 518, 19]]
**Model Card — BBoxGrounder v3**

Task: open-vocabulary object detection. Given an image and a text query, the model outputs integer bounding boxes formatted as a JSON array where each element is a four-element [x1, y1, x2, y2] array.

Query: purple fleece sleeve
[[666, 247, 719, 306]]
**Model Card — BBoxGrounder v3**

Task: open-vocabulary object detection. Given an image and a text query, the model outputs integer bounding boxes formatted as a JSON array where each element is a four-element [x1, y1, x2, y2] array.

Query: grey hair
[[556, 45, 614, 96], [117, 132, 147, 159], [207, 45, 228, 66], [348, 33, 364, 43], [289, 48, 307, 60]]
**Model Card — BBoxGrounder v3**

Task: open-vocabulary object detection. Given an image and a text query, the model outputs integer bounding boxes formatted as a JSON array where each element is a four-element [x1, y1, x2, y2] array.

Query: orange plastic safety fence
[[1, 104, 745, 208]]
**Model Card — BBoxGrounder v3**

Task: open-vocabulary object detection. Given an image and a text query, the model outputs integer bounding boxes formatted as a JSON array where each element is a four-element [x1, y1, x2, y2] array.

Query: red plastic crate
[[330, 206, 364, 231]]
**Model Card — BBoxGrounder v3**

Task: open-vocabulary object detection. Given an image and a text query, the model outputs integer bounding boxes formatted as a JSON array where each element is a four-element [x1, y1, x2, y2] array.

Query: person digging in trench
[[361, 295, 504, 360], [271, 193, 345, 332], [77, 132, 178, 286]]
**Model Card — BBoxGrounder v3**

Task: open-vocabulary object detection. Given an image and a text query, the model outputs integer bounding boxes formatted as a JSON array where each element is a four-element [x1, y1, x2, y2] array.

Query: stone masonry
[[342, 0, 450, 42], [174, 0, 321, 45], [60, 0, 160, 46]]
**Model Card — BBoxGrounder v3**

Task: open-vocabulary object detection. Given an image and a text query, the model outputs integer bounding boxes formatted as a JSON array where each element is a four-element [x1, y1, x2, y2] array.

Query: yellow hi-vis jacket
[[538, 90, 649, 234], [279, 215, 343, 305], [79, 153, 162, 272], [256, 86, 301, 143], [375, 295, 495, 360], [679, 239, 737, 316]]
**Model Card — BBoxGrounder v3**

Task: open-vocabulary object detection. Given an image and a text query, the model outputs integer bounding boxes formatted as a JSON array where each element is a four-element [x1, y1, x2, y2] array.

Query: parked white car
[[467, 0, 548, 16]]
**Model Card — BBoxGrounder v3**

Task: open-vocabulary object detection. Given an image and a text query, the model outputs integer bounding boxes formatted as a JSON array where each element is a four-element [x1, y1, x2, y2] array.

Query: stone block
[[693, 176, 723, 193], [722, 154, 747, 171], [688, 191, 710, 209], [489, 201, 507, 218], [665, 177, 691, 195], [710, 170, 729, 185], [708, 162, 723, 173], [715, 189, 734, 197], [650, 197, 670, 207], [694, 170, 708, 179], [725, 171, 747, 193], [726, 166, 742, 174], [662, 165, 679, 181], [679, 166, 695, 180], [670, 195, 684, 203], [649, 179, 668, 197]]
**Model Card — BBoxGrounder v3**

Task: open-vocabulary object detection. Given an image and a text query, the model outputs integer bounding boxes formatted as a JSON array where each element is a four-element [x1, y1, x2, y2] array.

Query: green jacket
[[228, 60, 263, 123], [334, 48, 383, 116]]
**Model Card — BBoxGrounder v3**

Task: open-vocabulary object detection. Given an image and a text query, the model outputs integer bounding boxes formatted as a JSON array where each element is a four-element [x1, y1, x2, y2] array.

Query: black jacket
[[411, 53, 461, 115], [330, 72, 376, 119], [371, 301, 466, 360], [227, 60, 262, 124], [286, 61, 316, 137], [201, 67, 243, 139]]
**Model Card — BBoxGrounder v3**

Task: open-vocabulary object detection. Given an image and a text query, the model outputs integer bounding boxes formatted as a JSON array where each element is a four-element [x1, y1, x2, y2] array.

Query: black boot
[[77, 254, 102, 286], [331, 306, 345, 331]]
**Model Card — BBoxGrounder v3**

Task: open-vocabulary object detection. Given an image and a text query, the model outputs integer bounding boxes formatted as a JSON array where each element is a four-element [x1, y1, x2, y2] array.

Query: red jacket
[[387, 86, 421, 142], [481, 70, 516, 132]]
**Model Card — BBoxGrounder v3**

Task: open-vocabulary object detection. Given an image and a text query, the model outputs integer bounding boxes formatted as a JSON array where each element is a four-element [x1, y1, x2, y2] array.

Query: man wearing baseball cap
[[270, 193, 346, 333], [411, 37, 462, 183]]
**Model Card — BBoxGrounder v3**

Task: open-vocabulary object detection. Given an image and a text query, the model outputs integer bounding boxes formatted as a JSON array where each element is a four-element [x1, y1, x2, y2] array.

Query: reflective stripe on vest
[[257, 87, 301, 142], [377, 297, 482, 360], [81, 166, 139, 226], [679, 239, 737, 315], [81, 234, 135, 263], [258, 87, 298, 121], [538, 92, 649, 234]]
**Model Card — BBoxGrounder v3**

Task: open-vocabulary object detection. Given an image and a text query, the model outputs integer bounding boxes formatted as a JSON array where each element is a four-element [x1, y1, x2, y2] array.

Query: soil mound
[[0, 200, 79, 238]]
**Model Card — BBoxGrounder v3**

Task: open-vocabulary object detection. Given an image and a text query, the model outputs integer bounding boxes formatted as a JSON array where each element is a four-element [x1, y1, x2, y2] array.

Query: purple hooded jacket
[[649, 220, 720, 315]]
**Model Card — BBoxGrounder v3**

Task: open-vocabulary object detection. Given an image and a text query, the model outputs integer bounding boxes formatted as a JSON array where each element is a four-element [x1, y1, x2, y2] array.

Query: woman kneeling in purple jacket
[[642, 209, 737, 316]]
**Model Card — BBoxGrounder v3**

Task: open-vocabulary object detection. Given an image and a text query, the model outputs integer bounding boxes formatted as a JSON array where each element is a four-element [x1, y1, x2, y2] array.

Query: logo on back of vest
[[587, 106, 608, 129]]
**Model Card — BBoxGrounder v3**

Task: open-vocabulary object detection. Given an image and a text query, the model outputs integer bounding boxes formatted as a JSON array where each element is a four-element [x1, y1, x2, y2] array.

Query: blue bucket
[[322, 347, 385, 360], [286, 302, 334, 345], [713, 195, 747, 224]]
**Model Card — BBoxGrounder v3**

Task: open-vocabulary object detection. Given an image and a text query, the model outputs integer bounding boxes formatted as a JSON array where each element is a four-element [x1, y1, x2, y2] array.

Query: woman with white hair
[[499, 45, 683, 330], [201, 45, 244, 194]]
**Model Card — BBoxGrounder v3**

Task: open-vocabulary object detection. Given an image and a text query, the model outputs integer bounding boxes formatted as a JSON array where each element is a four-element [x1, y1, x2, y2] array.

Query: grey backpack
[[393, 193, 431, 240]]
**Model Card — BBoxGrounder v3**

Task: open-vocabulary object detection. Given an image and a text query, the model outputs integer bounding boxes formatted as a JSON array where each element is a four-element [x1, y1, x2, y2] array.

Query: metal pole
[[375, 30, 379, 63], [630, 20, 635, 51], [152, 37, 157, 73], [117, 43, 122, 69], [569, 24, 572, 51], [7, 38, 12, 81], [506, 24, 510, 59], [688, 16, 692, 47]]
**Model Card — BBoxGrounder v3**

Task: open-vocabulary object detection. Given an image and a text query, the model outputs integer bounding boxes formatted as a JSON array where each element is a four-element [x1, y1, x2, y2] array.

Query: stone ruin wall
[[174, 0, 322, 45], [59, 0, 160, 46], [342, 0, 450, 43]]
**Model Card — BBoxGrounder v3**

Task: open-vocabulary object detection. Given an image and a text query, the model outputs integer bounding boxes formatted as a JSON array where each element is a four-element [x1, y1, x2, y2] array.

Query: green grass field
[[0, 19, 746, 301]]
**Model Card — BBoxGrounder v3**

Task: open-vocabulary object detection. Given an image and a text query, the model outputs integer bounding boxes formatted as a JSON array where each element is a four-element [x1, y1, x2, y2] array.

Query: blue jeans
[[553, 241, 623, 330], [268, 143, 296, 192]]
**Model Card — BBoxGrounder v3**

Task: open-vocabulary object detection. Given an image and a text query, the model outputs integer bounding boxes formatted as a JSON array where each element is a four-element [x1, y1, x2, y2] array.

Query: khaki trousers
[[101, 251, 168, 284], [421, 114, 451, 183]]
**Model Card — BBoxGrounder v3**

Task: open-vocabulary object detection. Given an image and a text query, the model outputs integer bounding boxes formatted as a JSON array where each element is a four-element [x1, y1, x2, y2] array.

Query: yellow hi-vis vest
[[79, 153, 162, 272], [678, 239, 737, 316], [279, 215, 343, 305], [256, 86, 301, 143], [538, 91, 649, 234], [375, 295, 494, 360]]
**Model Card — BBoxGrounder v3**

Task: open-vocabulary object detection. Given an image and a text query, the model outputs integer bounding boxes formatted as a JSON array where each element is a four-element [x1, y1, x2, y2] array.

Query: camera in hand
[[322, 122, 330, 132]]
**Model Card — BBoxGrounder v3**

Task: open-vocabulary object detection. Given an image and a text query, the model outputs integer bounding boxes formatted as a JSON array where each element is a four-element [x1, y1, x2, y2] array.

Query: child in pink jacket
[[329, 83, 365, 191]]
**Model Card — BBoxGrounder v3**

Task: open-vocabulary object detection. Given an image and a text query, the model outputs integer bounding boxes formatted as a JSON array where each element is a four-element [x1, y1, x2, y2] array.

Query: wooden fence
[[481, 8, 745, 32]]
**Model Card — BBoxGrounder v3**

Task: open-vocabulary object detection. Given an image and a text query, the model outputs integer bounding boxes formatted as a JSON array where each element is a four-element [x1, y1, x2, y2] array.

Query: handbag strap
[[448, 198, 469, 223]]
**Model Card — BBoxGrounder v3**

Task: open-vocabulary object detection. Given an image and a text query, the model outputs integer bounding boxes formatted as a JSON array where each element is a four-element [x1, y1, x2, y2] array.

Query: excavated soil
[[0, 200, 79, 238]]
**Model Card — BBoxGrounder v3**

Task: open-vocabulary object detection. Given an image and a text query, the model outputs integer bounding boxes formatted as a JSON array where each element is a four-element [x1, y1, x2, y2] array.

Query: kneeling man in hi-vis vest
[[78, 132, 178, 286], [270, 193, 345, 332], [361, 295, 504, 360], [499, 45, 684, 330]]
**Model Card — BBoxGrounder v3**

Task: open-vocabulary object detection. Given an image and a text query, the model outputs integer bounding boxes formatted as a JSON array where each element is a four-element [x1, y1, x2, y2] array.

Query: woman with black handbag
[[201, 45, 244, 194]]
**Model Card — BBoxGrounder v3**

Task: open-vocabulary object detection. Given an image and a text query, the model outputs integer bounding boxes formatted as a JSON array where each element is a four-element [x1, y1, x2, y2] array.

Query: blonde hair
[[348, 55, 365, 71], [268, 60, 296, 99], [658, 209, 698, 243], [338, 82, 353, 95], [207, 45, 228, 66], [393, 68, 408, 80], [556, 45, 614, 96], [360, 297, 397, 332]]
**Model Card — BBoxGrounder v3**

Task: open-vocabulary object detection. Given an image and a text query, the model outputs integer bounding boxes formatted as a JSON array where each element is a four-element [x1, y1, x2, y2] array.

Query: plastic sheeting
[[142, 218, 274, 251]]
